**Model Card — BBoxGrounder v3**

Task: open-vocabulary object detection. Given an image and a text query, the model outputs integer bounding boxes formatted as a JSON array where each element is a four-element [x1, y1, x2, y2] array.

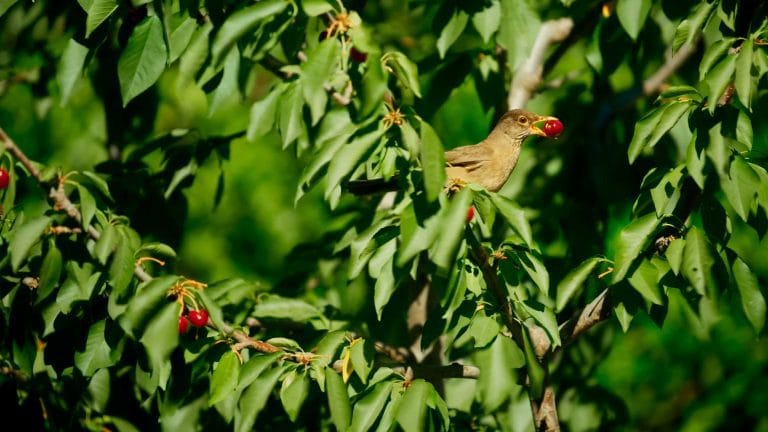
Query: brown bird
[[347, 109, 559, 194]]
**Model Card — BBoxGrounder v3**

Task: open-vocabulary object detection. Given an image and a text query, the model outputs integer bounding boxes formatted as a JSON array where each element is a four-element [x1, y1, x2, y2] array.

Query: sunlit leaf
[[437, 9, 469, 58], [208, 47, 241, 116], [280, 369, 310, 421], [430, 188, 471, 271], [301, 39, 338, 125], [348, 381, 392, 432], [325, 368, 351, 431], [75, 320, 118, 376], [383, 52, 422, 97], [734, 39, 754, 109], [78, 0, 118, 37], [616, 0, 651, 40], [396, 379, 430, 432], [210, 351, 241, 406], [612, 212, 660, 283], [490, 194, 532, 246], [118, 16, 167, 106], [57, 39, 89, 106], [628, 102, 691, 163]]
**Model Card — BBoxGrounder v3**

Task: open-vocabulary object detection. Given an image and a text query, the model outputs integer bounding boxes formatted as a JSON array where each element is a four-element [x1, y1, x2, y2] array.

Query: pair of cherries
[[178, 309, 209, 334]]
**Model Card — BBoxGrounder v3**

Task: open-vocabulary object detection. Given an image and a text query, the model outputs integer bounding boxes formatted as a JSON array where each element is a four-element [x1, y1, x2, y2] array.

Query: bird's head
[[497, 109, 560, 139]]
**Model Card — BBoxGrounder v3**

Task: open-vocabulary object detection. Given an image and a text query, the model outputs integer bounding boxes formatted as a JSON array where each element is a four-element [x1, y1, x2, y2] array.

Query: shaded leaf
[[75, 320, 118, 376], [471, 0, 501, 43], [57, 39, 89, 106], [211, 0, 289, 64], [383, 52, 422, 97], [301, 39, 338, 125], [490, 194, 532, 246], [10, 216, 50, 271], [735, 38, 754, 109], [325, 368, 351, 431], [682, 226, 714, 296], [280, 369, 310, 421], [235, 365, 283, 432], [628, 102, 691, 163]]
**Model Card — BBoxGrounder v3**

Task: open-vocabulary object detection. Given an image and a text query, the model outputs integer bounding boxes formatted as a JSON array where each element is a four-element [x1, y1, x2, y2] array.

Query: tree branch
[[642, 42, 697, 96], [507, 18, 574, 109]]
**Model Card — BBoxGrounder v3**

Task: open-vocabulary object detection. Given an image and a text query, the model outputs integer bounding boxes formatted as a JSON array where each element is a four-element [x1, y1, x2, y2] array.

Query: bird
[[346, 109, 559, 195]]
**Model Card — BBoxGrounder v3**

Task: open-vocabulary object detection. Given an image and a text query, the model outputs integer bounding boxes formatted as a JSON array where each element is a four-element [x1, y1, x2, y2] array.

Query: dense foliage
[[1, 0, 767, 430]]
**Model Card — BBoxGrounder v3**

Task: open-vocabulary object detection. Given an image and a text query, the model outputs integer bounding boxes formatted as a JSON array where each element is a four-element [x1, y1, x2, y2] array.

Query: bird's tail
[[345, 177, 400, 195]]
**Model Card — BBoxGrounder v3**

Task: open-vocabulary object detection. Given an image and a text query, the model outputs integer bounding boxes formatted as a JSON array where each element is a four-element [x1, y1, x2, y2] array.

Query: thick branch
[[508, 18, 574, 109]]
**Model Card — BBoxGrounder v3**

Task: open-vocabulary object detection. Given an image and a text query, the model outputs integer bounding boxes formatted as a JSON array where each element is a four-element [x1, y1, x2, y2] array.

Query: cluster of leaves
[[0, 0, 767, 431]]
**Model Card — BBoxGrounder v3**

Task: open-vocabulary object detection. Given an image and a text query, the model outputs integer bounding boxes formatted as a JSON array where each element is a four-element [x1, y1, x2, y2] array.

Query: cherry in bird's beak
[[529, 115, 559, 137]]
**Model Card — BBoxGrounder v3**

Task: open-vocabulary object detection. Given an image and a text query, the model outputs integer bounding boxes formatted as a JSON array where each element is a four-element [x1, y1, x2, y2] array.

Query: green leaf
[[75, 320, 118, 376], [81, 171, 112, 200], [78, 0, 118, 38], [628, 102, 691, 163], [517, 299, 561, 347], [109, 232, 137, 298], [519, 251, 550, 295], [490, 194, 533, 246], [686, 131, 707, 188], [136, 242, 177, 259], [179, 23, 212, 82], [382, 52, 422, 97], [139, 302, 179, 390], [77, 184, 96, 229], [497, 0, 539, 69], [325, 128, 385, 201], [419, 119, 447, 202], [357, 55, 387, 121], [665, 238, 685, 275], [704, 54, 737, 113], [237, 352, 283, 391], [374, 257, 397, 320], [396, 380, 430, 432], [10, 216, 50, 271], [674, 0, 716, 51], [735, 39, 754, 109], [682, 226, 714, 296], [118, 16, 168, 106], [211, 0, 289, 64], [475, 335, 523, 412], [437, 9, 469, 58], [279, 83, 305, 149], [57, 39, 89, 106], [723, 155, 760, 222], [169, 17, 198, 63], [349, 380, 392, 432], [733, 257, 766, 333], [57, 263, 100, 313], [88, 368, 111, 412], [301, 39, 338, 125], [36, 243, 63, 304], [325, 368, 351, 431], [616, 0, 651, 40], [466, 313, 501, 348], [119, 276, 177, 337], [430, 188, 472, 272], [235, 365, 283, 432], [210, 351, 241, 406], [208, 47, 241, 116], [612, 212, 660, 283], [349, 339, 373, 384], [247, 86, 283, 141], [0, 0, 19, 18], [556, 257, 603, 312], [471, 0, 501, 43], [627, 258, 664, 305], [93, 223, 118, 265], [302, 0, 335, 16], [252, 295, 322, 323], [280, 369, 310, 422]]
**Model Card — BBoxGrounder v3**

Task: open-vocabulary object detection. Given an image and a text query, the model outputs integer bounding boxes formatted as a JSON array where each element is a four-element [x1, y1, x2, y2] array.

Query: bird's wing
[[444, 144, 491, 172]]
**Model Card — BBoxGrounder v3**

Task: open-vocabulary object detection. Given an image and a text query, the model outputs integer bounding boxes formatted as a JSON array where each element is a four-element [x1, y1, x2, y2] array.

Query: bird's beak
[[529, 115, 559, 137]]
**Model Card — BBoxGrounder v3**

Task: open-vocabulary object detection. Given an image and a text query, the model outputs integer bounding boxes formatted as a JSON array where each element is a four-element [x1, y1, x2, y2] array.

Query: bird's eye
[[518, 116, 528, 124]]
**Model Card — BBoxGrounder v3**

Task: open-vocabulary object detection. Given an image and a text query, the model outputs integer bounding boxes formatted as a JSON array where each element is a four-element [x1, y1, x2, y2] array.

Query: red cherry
[[0, 168, 9, 189], [188, 309, 209, 328], [350, 47, 367, 63], [178, 315, 190, 334], [466, 207, 475, 223], [543, 119, 564, 137]]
